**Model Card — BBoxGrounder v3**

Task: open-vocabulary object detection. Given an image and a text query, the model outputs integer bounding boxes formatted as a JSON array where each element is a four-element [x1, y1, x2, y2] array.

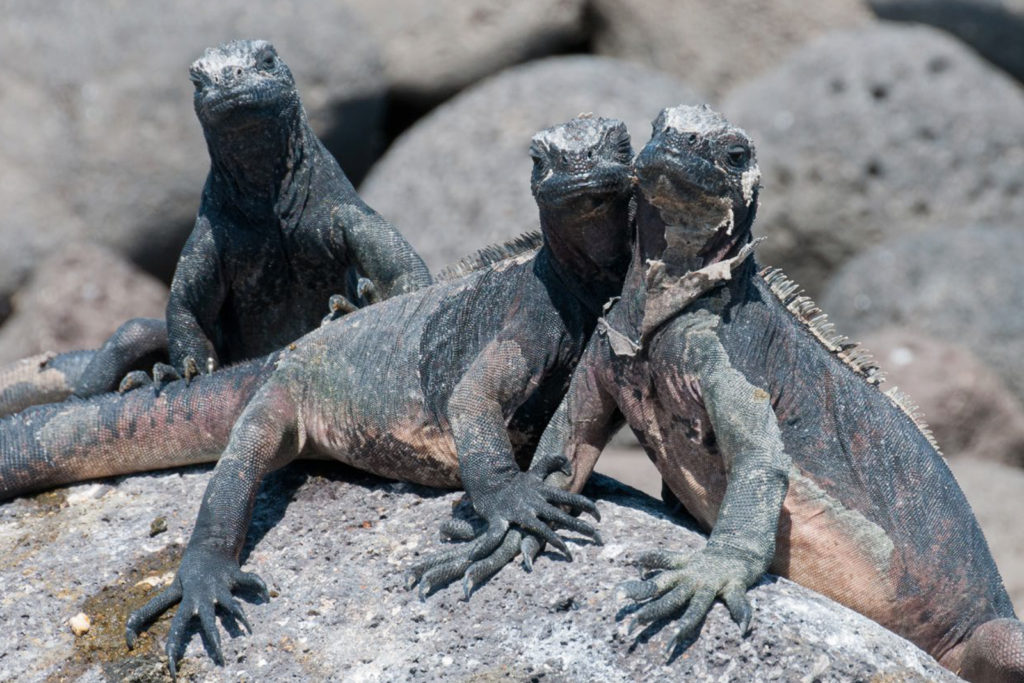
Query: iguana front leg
[[125, 378, 300, 676], [165, 218, 226, 378], [622, 312, 790, 651], [407, 337, 601, 598], [335, 204, 432, 300]]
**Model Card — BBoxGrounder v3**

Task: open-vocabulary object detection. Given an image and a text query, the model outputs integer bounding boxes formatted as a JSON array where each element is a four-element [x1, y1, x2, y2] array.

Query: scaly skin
[[535, 104, 1024, 682], [0, 39, 431, 415], [0, 115, 635, 676]]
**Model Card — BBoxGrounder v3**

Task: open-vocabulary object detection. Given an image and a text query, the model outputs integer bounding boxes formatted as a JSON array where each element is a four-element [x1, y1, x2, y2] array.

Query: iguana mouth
[[535, 164, 632, 207]]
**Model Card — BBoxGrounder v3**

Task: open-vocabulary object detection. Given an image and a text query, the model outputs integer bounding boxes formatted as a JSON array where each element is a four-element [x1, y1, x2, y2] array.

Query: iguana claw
[[406, 454, 601, 598], [618, 546, 757, 653], [125, 547, 268, 676]]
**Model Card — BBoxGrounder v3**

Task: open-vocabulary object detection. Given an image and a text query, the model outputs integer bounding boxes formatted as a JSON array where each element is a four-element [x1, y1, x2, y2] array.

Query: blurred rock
[[822, 226, 1024, 403], [0, 243, 167, 364], [362, 56, 703, 271], [869, 0, 1024, 83], [948, 458, 1024, 612], [724, 24, 1024, 295], [0, 466, 958, 681], [0, 0, 385, 301], [860, 327, 1024, 467], [343, 0, 588, 102], [591, 0, 872, 100]]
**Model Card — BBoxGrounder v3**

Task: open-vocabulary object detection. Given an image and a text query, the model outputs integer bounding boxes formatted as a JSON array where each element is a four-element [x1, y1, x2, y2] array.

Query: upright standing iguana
[[0, 114, 635, 676], [0, 39, 430, 415], [526, 105, 1024, 682]]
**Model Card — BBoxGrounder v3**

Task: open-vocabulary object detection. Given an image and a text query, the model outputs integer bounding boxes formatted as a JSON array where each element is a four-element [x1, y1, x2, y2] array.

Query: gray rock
[[860, 327, 1024, 467], [0, 468, 958, 681], [869, 0, 1024, 83], [822, 226, 1024, 403], [0, 1, 384, 292], [0, 243, 167, 364], [343, 0, 588, 102], [723, 24, 1024, 295], [590, 0, 872, 99], [362, 56, 703, 271]]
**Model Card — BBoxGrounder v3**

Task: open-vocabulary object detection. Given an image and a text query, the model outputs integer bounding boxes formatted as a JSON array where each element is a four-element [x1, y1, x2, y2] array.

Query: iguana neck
[[539, 200, 633, 311], [204, 102, 314, 223]]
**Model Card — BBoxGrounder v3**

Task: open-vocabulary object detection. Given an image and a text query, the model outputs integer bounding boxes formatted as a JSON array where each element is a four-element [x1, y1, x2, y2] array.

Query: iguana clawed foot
[[322, 278, 381, 324], [618, 545, 757, 654], [406, 454, 602, 599], [126, 547, 268, 677]]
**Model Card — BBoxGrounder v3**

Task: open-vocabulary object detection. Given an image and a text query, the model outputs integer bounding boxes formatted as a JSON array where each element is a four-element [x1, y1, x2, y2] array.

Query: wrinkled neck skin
[[539, 197, 633, 313], [608, 192, 754, 338], [203, 101, 314, 223]]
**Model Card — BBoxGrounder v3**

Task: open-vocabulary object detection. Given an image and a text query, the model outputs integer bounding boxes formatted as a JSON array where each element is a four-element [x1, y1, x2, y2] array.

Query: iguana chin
[[531, 104, 1023, 682], [0, 114, 636, 677], [0, 39, 431, 416]]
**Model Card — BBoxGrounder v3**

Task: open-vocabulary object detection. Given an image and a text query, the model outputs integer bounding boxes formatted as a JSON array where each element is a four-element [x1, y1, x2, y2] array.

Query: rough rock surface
[[860, 327, 1024, 467], [343, 0, 588, 102], [869, 0, 1024, 83], [0, 467, 958, 682], [591, 0, 872, 99], [362, 56, 703, 271], [0, 243, 168, 365], [822, 226, 1024, 403], [0, 0, 385, 298], [723, 24, 1024, 294]]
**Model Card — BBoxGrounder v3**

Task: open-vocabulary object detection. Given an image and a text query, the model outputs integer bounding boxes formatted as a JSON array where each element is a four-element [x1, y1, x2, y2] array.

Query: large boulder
[[361, 56, 703, 271], [0, 467, 958, 681], [869, 0, 1024, 83], [0, 1, 385, 304], [343, 0, 588, 102], [822, 226, 1024, 403], [0, 243, 167, 365], [723, 24, 1024, 295], [591, 0, 871, 99]]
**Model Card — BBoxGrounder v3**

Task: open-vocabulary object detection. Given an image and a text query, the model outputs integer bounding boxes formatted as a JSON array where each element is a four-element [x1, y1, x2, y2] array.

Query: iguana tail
[[947, 617, 1024, 683], [0, 353, 277, 501], [0, 351, 94, 418], [0, 317, 168, 418]]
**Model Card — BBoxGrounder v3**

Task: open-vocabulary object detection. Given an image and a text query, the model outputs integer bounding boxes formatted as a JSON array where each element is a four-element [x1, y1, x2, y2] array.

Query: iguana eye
[[259, 53, 277, 70], [726, 144, 750, 168]]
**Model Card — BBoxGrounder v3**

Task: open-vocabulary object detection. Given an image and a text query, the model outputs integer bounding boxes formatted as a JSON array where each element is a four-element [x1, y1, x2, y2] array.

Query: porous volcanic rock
[[0, 467, 958, 681], [724, 24, 1024, 294]]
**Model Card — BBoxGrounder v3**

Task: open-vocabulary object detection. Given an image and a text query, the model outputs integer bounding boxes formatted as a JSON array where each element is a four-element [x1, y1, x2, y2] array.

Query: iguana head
[[529, 114, 634, 216], [190, 40, 300, 129], [634, 104, 759, 268], [527, 115, 635, 302]]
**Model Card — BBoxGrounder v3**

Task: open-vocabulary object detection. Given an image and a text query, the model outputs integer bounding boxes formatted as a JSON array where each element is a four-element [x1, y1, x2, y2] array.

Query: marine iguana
[[0, 39, 430, 415], [0, 114, 635, 676], [528, 104, 1024, 682]]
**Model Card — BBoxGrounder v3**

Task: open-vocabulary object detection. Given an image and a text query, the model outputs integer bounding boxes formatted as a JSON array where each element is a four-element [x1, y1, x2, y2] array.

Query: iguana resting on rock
[[525, 104, 1023, 682], [0, 39, 430, 416], [0, 114, 635, 676]]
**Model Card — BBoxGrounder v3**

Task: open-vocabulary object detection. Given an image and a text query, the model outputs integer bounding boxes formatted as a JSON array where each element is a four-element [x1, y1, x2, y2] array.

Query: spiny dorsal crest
[[435, 231, 543, 282], [761, 266, 882, 382], [760, 266, 942, 454]]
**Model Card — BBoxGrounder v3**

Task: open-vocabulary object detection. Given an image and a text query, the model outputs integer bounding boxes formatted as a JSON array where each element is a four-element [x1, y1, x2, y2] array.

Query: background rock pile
[[1, 1, 1021, 679]]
